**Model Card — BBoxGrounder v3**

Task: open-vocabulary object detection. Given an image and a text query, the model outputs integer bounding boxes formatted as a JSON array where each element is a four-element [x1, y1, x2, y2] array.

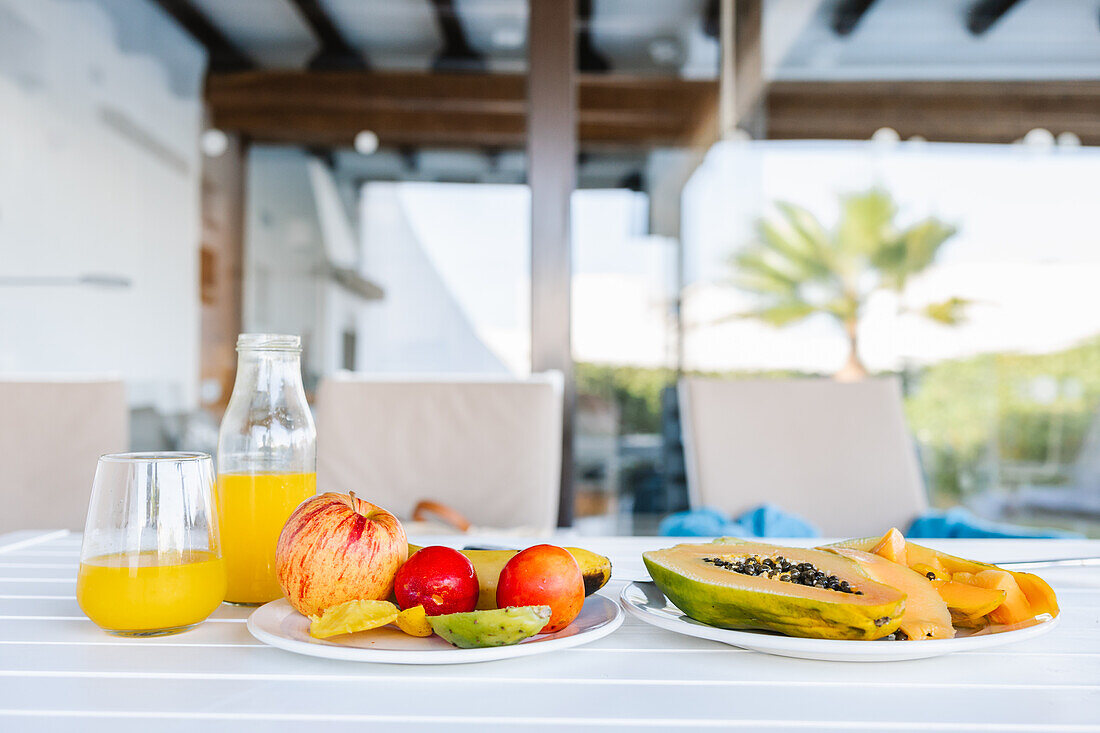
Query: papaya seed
[[703, 555, 863, 595]]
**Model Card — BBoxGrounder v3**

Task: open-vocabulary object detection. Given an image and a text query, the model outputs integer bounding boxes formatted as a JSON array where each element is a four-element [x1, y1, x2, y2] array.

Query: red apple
[[275, 492, 408, 617], [496, 544, 585, 633], [394, 546, 479, 616]]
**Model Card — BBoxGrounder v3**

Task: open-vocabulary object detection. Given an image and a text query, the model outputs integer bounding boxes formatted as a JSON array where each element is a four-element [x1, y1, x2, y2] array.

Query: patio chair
[[316, 372, 563, 531], [678, 376, 928, 537], [0, 378, 128, 532]]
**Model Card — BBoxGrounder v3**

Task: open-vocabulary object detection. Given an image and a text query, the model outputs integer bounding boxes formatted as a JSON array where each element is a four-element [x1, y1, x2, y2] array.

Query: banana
[[407, 544, 612, 610]]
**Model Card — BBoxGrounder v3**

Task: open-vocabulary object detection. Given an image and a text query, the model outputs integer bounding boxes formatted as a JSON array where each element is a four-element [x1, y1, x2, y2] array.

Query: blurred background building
[[1, 0, 1098, 534]]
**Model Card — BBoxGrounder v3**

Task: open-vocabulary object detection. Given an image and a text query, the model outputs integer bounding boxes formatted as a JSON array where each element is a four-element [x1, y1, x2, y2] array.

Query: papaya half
[[643, 541, 906, 640]]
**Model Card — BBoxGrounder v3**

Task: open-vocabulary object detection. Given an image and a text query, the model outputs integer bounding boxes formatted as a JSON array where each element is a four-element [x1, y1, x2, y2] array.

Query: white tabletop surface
[[1, 529, 1098, 732]]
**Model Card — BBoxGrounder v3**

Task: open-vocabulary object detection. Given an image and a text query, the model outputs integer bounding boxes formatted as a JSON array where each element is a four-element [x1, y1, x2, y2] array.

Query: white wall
[[0, 0, 206, 412], [242, 147, 329, 381]]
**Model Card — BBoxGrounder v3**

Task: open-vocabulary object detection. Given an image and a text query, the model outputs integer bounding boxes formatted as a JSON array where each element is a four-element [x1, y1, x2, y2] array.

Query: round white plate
[[247, 595, 623, 664], [621, 581, 1059, 662]]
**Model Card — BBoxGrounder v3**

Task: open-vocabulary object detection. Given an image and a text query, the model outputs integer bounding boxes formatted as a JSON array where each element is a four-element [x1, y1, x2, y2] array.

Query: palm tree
[[731, 189, 966, 381]]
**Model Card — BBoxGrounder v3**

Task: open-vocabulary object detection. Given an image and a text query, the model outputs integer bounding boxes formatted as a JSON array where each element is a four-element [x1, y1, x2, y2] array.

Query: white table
[[1, 530, 1098, 732]]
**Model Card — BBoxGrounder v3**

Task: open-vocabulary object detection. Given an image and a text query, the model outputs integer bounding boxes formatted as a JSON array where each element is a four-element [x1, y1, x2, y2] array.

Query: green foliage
[[578, 336, 1100, 512], [906, 336, 1100, 498], [575, 363, 676, 434], [732, 190, 964, 373]]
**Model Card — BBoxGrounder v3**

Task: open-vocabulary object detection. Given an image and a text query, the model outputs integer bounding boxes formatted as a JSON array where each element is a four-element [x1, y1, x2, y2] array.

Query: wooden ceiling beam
[[766, 81, 1100, 145], [206, 70, 718, 148], [207, 72, 1100, 150], [966, 0, 1022, 35], [151, 0, 253, 72], [287, 0, 368, 70], [831, 0, 877, 36], [577, 0, 611, 73], [430, 0, 486, 73]]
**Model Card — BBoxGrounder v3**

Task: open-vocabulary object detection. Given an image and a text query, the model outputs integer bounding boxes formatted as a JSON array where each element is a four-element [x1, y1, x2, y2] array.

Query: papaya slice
[[967, 569, 1032, 625], [826, 533, 1058, 621], [643, 542, 905, 640], [1012, 572, 1059, 618], [911, 563, 944, 581], [870, 528, 908, 566], [930, 579, 1005, 624], [829, 548, 954, 640]]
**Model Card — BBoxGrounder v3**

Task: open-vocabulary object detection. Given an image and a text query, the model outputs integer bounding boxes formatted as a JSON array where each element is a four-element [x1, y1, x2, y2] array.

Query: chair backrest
[[679, 376, 927, 536], [0, 378, 129, 533], [316, 373, 563, 531]]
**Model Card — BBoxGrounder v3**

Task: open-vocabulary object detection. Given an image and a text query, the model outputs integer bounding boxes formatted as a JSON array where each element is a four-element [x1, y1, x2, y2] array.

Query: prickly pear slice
[[428, 606, 551, 648]]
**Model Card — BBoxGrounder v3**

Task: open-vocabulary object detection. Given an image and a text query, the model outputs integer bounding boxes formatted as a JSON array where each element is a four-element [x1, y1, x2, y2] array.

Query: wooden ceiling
[[205, 70, 719, 149], [206, 70, 1100, 150], [767, 81, 1100, 146]]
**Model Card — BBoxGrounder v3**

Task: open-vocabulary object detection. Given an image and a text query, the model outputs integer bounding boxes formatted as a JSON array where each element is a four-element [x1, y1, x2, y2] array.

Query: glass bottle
[[216, 334, 316, 605]]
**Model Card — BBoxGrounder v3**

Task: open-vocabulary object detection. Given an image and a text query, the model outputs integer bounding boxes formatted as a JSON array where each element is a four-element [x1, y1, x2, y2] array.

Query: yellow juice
[[77, 550, 226, 633], [216, 472, 316, 604]]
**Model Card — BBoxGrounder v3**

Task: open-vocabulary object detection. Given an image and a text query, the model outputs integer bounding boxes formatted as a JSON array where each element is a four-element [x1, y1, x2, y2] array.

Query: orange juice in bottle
[[215, 472, 315, 602], [217, 334, 316, 605]]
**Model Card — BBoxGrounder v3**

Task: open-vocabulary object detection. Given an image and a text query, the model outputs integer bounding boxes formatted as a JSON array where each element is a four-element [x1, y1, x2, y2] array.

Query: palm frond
[[740, 300, 818, 327], [901, 219, 957, 275], [756, 219, 832, 283], [876, 219, 957, 291], [837, 189, 896, 257], [730, 250, 800, 296], [922, 297, 971, 325], [770, 203, 836, 277]]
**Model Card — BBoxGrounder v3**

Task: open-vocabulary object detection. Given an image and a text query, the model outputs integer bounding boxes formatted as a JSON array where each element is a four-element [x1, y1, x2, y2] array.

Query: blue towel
[[906, 507, 1083, 539], [659, 504, 1082, 539], [659, 504, 820, 538]]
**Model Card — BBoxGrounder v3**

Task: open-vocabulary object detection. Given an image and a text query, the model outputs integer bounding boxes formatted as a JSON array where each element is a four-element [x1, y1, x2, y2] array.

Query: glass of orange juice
[[77, 452, 226, 636]]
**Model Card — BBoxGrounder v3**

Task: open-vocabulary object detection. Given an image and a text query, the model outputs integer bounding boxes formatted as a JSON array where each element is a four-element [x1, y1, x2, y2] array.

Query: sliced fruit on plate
[[394, 604, 434, 637], [870, 527, 908, 566], [308, 599, 399, 639], [966, 569, 1033, 625], [911, 563, 945, 581], [428, 606, 552, 648], [1012, 571, 1060, 618], [929, 579, 1005, 625], [826, 529, 1060, 623], [828, 548, 954, 640], [645, 541, 906, 640]]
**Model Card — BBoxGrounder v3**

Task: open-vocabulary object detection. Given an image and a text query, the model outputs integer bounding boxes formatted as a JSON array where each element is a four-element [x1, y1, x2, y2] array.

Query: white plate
[[620, 581, 1059, 662], [247, 595, 623, 664]]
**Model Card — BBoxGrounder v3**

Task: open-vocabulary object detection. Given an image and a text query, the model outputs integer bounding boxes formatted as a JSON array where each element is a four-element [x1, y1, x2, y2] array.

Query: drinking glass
[[77, 452, 226, 636]]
